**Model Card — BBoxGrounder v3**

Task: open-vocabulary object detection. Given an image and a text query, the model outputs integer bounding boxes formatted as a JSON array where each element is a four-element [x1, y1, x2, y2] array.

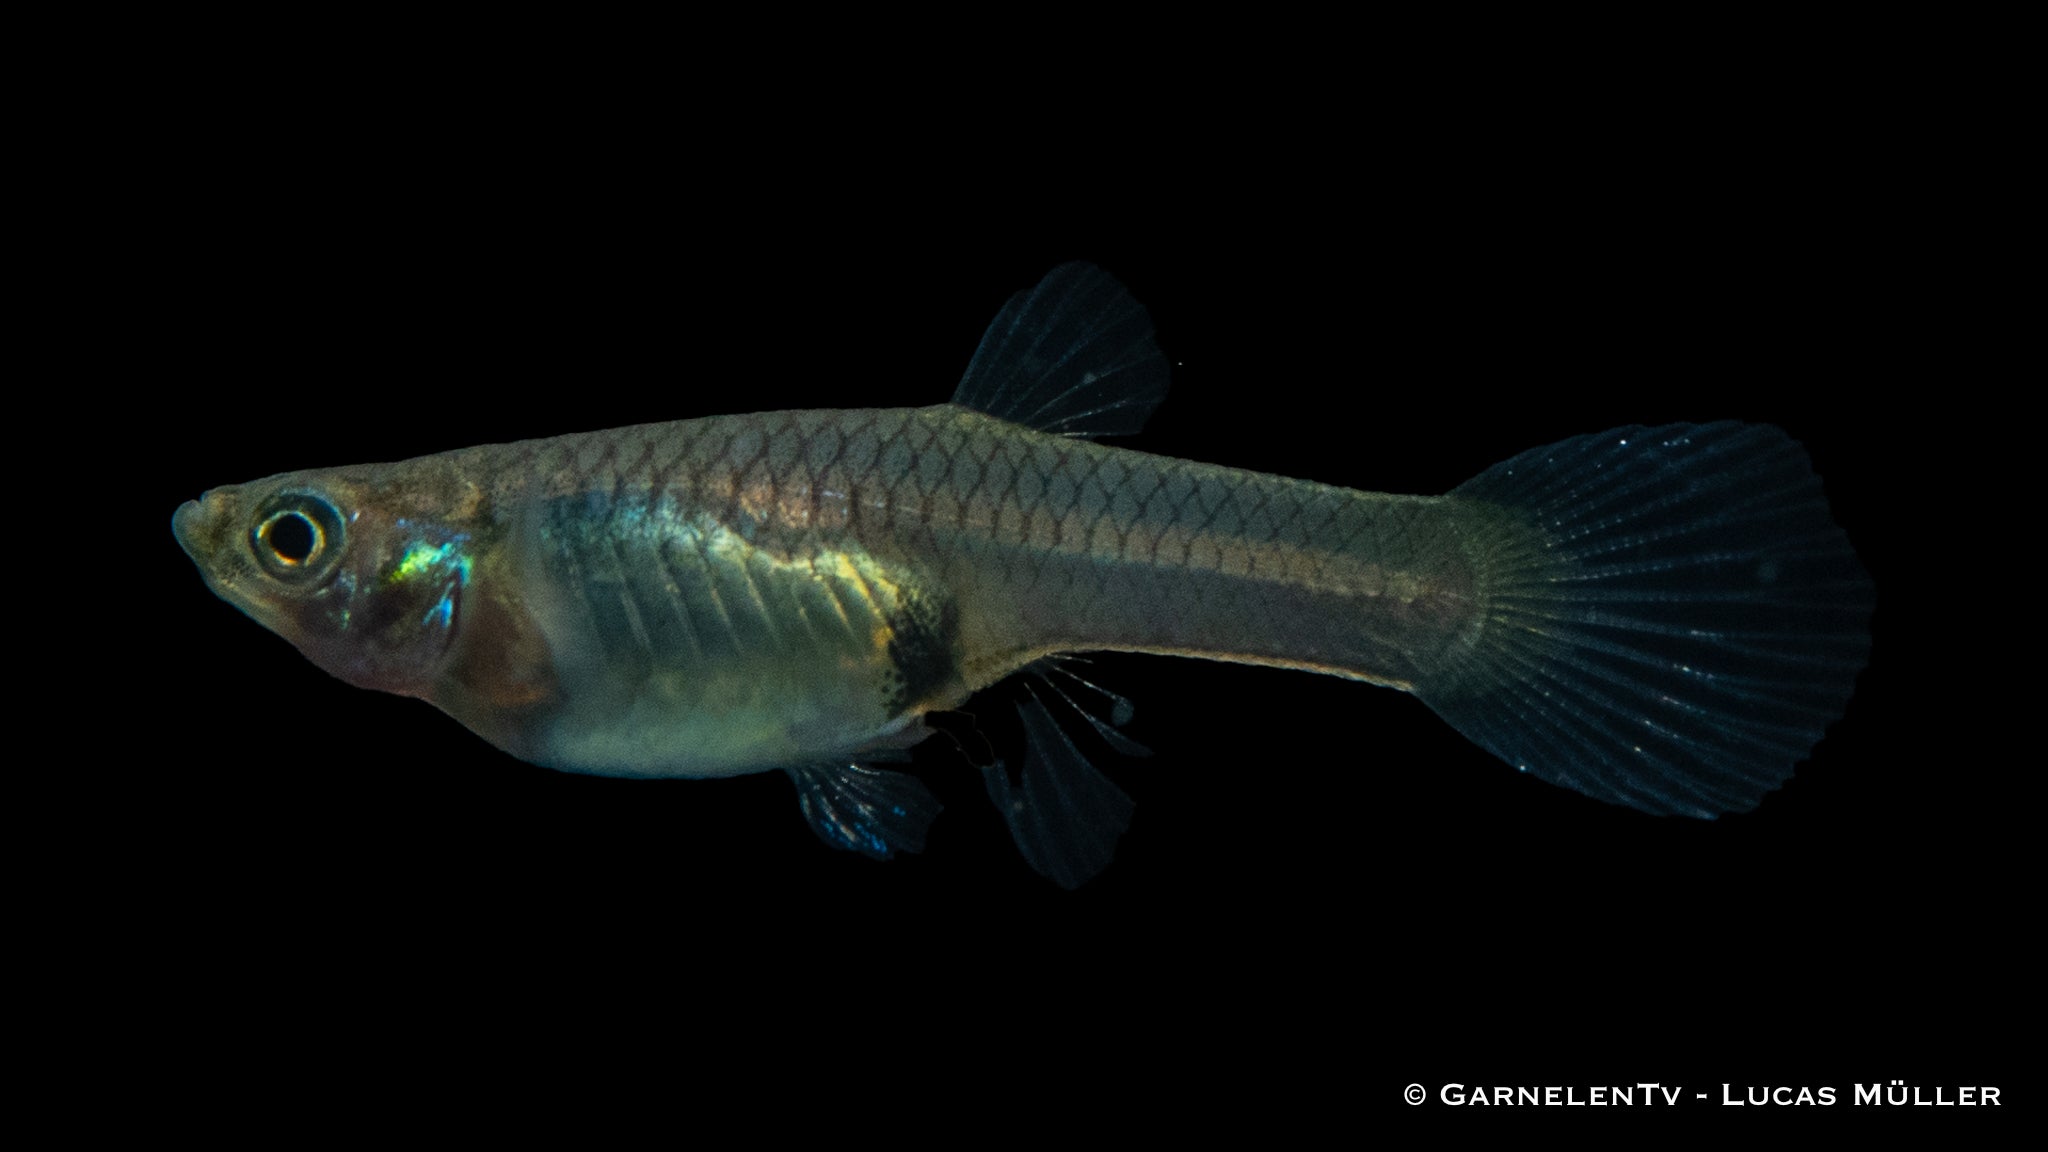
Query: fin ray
[[1034, 658, 1152, 757]]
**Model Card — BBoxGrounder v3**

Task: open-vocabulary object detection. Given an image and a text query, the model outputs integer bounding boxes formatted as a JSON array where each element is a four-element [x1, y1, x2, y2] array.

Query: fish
[[173, 263, 1873, 887]]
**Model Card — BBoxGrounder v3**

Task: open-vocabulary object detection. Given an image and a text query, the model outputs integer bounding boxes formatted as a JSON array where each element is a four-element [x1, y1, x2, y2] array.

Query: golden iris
[[251, 493, 345, 581]]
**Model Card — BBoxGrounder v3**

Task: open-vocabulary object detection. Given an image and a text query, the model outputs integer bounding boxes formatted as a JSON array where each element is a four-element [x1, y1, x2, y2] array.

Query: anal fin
[[978, 663, 1147, 889]]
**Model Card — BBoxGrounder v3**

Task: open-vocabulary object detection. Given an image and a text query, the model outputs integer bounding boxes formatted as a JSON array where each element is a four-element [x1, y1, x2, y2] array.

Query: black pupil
[[268, 513, 317, 563]]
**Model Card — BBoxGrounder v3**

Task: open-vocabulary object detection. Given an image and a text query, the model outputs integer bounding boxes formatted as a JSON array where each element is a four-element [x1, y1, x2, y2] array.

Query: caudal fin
[[1420, 423, 1872, 817]]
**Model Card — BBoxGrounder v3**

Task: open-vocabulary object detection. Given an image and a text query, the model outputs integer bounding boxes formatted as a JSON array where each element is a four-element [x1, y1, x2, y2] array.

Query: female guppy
[[173, 265, 1872, 886]]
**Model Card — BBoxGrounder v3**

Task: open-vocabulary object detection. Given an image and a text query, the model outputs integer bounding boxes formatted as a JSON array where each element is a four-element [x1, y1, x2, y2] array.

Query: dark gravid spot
[[883, 592, 961, 716]]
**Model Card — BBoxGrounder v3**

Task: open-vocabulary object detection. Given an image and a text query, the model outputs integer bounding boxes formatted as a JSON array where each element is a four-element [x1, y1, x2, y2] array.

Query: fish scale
[[174, 263, 1871, 885]]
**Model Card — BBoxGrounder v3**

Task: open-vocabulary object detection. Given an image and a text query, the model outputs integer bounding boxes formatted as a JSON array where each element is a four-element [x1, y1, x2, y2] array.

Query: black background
[[105, 62, 2001, 1117]]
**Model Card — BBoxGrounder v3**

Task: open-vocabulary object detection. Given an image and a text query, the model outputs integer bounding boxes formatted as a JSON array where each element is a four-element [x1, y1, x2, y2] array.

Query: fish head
[[173, 461, 482, 698]]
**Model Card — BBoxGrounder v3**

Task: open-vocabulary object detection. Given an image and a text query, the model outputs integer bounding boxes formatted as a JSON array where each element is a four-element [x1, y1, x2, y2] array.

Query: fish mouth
[[171, 498, 205, 562], [172, 490, 241, 599]]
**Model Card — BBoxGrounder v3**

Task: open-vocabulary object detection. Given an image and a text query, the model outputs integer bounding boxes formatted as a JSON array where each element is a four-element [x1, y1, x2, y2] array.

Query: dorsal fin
[[950, 263, 1170, 437]]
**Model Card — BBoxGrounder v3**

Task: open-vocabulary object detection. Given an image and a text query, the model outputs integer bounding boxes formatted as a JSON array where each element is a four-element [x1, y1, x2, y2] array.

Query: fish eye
[[264, 511, 318, 563], [251, 492, 345, 582]]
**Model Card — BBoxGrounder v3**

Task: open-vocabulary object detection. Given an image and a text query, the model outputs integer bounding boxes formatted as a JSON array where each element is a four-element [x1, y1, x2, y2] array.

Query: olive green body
[[405, 404, 1484, 779], [173, 400, 1870, 831], [175, 403, 1492, 782]]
